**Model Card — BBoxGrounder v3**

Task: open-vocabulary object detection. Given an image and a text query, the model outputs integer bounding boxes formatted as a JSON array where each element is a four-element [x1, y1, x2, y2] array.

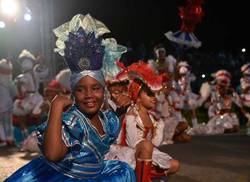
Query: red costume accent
[[179, 0, 204, 33], [135, 160, 152, 182], [47, 79, 62, 90], [116, 61, 165, 92]]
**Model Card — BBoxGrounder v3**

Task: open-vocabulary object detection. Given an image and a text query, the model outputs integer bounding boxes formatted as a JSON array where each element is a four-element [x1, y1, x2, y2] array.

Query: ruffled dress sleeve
[[103, 110, 121, 145], [61, 112, 83, 148], [36, 110, 83, 153], [125, 114, 144, 148]]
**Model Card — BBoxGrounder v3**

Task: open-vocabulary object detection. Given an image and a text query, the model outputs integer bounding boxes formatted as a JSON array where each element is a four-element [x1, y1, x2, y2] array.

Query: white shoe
[[162, 140, 174, 145]]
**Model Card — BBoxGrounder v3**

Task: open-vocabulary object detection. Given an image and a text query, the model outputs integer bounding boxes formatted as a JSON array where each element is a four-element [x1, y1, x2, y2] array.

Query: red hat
[[47, 79, 62, 91], [116, 61, 164, 102]]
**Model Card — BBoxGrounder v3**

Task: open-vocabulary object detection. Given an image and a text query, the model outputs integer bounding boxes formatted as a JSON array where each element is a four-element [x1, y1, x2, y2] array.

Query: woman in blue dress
[[5, 14, 135, 182]]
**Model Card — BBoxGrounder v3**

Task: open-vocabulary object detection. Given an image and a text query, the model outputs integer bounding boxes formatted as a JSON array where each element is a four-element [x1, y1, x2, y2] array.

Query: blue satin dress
[[5, 106, 136, 182]]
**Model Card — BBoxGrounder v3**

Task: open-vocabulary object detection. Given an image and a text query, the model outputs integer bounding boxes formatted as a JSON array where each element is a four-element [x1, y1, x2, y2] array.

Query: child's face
[[109, 85, 127, 104], [138, 89, 157, 110], [163, 83, 172, 95], [158, 50, 166, 60], [74, 76, 104, 115]]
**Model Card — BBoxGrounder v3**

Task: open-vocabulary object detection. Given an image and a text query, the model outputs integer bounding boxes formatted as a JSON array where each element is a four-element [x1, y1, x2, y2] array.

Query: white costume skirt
[[105, 144, 172, 170], [188, 113, 239, 135]]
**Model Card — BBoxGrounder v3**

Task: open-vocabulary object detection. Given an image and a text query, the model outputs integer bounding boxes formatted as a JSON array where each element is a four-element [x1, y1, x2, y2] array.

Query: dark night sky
[[0, 0, 249, 58], [53, 0, 250, 52]]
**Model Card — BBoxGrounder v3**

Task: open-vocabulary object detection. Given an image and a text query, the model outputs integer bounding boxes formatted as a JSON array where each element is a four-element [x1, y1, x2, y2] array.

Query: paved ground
[[1, 131, 250, 182], [160, 131, 250, 182]]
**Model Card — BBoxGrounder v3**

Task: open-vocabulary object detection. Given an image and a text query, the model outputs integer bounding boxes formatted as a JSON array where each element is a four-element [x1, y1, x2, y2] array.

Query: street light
[[242, 48, 246, 53], [24, 6, 32, 21], [0, 0, 19, 17], [24, 13, 31, 21], [0, 20, 6, 28]]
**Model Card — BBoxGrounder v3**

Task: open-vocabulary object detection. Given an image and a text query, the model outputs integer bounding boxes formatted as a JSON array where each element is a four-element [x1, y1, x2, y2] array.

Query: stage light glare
[[24, 13, 32, 21], [0, 0, 18, 16], [0, 21, 6, 28]]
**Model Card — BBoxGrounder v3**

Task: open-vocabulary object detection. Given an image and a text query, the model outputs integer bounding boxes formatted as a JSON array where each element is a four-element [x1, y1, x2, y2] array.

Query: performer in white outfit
[[120, 61, 179, 181], [0, 59, 17, 146], [177, 61, 202, 127], [148, 44, 177, 80], [189, 70, 241, 135], [106, 61, 180, 181], [33, 55, 50, 92], [239, 63, 250, 136], [156, 81, 191, 144], [13, 50, 44, 139]]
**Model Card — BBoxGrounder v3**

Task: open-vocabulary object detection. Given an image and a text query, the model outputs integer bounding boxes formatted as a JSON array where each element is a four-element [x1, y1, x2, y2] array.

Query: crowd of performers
[[1, 14, 250, 182]]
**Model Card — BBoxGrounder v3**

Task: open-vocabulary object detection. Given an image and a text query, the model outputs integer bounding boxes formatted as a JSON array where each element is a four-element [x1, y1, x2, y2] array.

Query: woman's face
[[74, 76, 104, 116], [138, 88, 157, 110]]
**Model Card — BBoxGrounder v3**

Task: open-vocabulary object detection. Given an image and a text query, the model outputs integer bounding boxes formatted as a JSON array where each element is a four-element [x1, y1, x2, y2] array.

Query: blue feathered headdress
[[53, 14, 110, 73], [102, 38, 127, 81]]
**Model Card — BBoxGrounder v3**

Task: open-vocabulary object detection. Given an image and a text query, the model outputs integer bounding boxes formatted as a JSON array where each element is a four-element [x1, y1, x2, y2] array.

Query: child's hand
[[116, 94, 131, 108], [51, 95, 73, 110], [40, 100, 51, 113]]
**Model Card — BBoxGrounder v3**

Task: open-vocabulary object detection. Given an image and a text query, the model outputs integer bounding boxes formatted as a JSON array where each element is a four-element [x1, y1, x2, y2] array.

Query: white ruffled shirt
[[124, 109, 165, 148]]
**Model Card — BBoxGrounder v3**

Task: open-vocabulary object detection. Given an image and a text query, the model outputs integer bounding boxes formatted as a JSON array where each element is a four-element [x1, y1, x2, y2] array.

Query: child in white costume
[[239, 63, 250, 136], [177, 61, 202, 127], [156, 82, 191, 144], [148, 44, 177, 77], [13, 50, 43, 138], [0, 59, 17, 146], [189, 70, 241, 135], [105, 61, 180, 181], [121, 62, 179, 181]]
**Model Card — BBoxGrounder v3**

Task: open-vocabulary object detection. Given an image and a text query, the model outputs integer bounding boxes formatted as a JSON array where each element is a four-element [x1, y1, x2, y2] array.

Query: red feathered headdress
[[116, 61, 164, 102]]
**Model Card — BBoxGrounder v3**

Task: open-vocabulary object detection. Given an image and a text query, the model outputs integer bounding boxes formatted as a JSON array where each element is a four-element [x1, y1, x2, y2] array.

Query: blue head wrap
[[70, 70, 105, 90]]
